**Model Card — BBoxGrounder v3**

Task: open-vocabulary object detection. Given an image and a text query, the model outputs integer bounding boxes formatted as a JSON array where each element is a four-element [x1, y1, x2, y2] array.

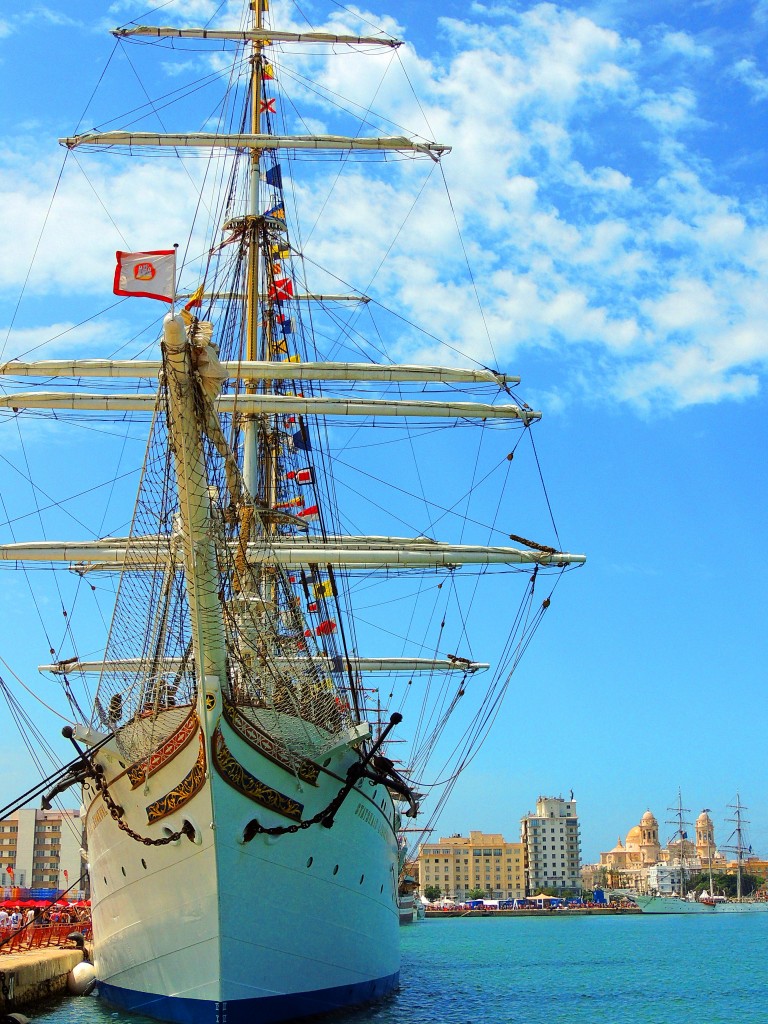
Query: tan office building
[[418, 831, 525, 900], [0, 808, 84, 893]]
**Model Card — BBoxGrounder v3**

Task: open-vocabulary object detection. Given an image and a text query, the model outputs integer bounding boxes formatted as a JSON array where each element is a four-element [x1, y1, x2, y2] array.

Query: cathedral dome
[[696, 810, 712, 825], [640, 809, 657, 826], [625, 825, 642, 848]]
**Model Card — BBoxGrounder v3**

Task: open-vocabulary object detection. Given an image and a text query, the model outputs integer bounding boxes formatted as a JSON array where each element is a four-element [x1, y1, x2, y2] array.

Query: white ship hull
[[84, 711, 400, 1023], [628, 894, 768, 914], [620, 893, 711, 914], [704, 900, 768, 913]]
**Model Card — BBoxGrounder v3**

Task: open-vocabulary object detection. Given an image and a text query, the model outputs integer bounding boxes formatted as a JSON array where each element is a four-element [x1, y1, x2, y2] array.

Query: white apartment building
[[521, 794, 582, 895]]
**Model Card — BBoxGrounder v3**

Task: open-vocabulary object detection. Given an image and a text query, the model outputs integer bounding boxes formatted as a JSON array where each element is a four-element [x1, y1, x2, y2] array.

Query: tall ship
[[0, 4, 585, 1022], [615, 793, 768, 915]]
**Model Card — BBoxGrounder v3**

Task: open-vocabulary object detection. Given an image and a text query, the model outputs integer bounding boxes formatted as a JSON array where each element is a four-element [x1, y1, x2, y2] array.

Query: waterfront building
[[597, 809, 663, 889], [594, 808, 729, 893], [520, 795, 581, 895], [647, 861, 677, 895], [418, 831, 525, 900], [0, 807, 84, 894]]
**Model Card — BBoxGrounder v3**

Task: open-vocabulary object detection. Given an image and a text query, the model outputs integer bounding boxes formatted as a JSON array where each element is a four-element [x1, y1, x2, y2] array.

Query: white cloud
[[0, 321, 124, 362], [2, 2, 768, 413], [660, 31, 713, 60], [638, 87, 699, 130], [732, 58, 768, 101]]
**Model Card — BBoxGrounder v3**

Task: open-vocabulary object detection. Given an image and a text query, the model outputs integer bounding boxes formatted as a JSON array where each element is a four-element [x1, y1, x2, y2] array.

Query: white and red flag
[[114, 250, 176, 302], [286, 467, 314, 485], [297, 504, 319, 521]]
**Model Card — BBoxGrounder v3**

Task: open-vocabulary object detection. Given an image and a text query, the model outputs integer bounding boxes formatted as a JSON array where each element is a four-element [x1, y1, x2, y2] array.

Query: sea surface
[[31, 912, 768, 1024]]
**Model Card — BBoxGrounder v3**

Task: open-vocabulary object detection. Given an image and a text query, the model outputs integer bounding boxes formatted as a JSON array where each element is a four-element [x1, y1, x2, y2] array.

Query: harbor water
[[31, 912, 768, 1024]]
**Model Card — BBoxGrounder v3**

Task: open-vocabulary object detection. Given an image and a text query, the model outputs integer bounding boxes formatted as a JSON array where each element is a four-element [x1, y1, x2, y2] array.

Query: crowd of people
[[0, 899, 91, 950]]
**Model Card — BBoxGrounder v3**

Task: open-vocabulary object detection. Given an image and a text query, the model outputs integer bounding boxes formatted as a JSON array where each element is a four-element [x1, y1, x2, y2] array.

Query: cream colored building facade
[[520, 795, 582, 894], [418, 831, 525, 900], [0, 808, 84, 893], [591, 809, 727, 893]]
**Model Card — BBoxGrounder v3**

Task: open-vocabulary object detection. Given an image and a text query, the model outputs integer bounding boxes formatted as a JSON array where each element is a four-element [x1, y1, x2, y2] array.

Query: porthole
[[359, 874, 365, 885], [333, 864, 339, 875], [141, 859, 147, 870], [182, 819, 200, 844], [103, 877, 107, 885], [306, 857, 313, 868], [380, 884, 384, 893], [121, 866, 126, 877], [323, 757, 332, 767]]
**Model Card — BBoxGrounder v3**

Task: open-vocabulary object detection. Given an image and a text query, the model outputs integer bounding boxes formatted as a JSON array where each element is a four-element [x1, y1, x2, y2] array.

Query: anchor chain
[[93, 766, 194, 846], [61, 726, 193, 847], [242, 712, 403, 841], [242, 761, 365, 840]]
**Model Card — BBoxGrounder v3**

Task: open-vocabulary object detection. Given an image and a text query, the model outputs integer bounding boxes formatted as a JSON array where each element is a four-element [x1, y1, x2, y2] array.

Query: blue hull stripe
[[97, 973, 400, 1024]]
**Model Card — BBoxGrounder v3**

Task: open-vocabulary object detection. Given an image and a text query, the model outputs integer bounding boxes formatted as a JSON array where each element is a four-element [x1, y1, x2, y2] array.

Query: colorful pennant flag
[[292, 428, 311, 451], [273, 496, 304, 509], [184, 284, 204, 310], [307, 601, 318, 613], [268, 277, 294, 302], [5, 864, 13, 879], [297, 505, 319, 521], [263, 63, 275, 81], [265, 164, 283, 189], [282, 354, 301, 362], [259, 97, 277, 115], [271, 242, 290, 258], [315, 619, 337, 636], [264, 202, 285, 221], [114, 250, 176, 302], [277, 314, 295, 335], [313, 579, 335, 599], [286, 467, 314, 485]]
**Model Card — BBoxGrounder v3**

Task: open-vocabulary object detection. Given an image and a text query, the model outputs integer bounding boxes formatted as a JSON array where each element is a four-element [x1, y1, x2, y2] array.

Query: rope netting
[[91, 320, 356, 768]]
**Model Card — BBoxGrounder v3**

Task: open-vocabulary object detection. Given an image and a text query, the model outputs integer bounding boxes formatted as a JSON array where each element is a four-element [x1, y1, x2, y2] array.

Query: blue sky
[[0, 0, 766, 864]]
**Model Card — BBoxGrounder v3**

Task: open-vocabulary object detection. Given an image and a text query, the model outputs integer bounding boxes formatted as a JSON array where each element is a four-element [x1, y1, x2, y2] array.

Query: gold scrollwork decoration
[[128, 710, 199, 789], [211, 725, 303, 821], [145, 733, 207, 824], [222, 696, 320, 786]]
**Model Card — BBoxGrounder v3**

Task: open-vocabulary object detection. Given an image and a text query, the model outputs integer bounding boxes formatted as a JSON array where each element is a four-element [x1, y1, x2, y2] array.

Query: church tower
[[639, 809, 660, 863], [696, 810, 715, 864]]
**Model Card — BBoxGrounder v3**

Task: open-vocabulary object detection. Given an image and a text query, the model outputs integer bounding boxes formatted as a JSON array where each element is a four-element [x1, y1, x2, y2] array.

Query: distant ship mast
[[665, 789, 692, 897], [724, 794, 750, 902]]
